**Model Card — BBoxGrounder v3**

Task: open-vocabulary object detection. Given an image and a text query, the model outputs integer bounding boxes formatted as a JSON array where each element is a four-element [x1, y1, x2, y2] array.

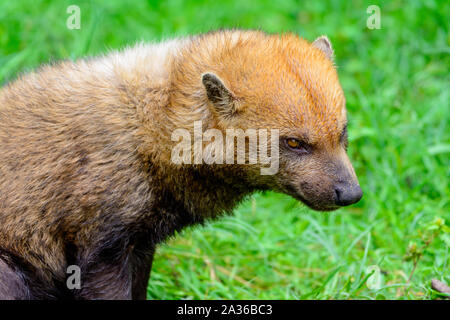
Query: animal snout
[[334, 182, 363, 206]]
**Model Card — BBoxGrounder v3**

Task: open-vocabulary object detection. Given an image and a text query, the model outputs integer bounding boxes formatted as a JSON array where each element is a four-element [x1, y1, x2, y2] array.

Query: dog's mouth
[[280, 183, 340, 212]]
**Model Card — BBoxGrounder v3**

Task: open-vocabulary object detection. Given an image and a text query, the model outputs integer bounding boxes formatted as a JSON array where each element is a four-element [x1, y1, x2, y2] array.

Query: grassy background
[[0, 0, 448, 299]]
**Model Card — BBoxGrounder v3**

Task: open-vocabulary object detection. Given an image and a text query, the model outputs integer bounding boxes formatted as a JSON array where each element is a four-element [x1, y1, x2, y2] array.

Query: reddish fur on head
[[171, 30, 361, 211]]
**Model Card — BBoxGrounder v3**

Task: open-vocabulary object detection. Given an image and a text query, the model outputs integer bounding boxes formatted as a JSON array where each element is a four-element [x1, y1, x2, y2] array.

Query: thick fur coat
[[0, 30, 361, 299]]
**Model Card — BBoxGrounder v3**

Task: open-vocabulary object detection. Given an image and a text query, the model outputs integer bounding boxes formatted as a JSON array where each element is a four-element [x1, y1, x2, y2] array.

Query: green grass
[[1, 0, 448, 300]]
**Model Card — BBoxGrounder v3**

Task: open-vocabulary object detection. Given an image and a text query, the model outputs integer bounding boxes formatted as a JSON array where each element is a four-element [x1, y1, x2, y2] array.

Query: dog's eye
[[286, 138, 300, 148], [285, 138, 308, 153]]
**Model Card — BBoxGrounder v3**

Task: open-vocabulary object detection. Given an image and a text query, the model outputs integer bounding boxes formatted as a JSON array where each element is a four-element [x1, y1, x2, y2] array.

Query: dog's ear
[[312, 36, 334, 61], [202, 73, 237, 117]]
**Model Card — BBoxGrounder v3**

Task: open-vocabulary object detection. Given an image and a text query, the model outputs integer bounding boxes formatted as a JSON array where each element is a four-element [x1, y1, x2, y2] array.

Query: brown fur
[[0, 30, 361, 299]]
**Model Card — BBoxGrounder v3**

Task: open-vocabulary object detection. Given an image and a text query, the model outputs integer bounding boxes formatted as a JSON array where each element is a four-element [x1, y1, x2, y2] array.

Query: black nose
[[334, 184, 363, 206]]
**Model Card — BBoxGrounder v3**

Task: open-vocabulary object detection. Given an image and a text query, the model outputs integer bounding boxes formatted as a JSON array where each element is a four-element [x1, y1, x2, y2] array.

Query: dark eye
[[285, 138, 308, 153]]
